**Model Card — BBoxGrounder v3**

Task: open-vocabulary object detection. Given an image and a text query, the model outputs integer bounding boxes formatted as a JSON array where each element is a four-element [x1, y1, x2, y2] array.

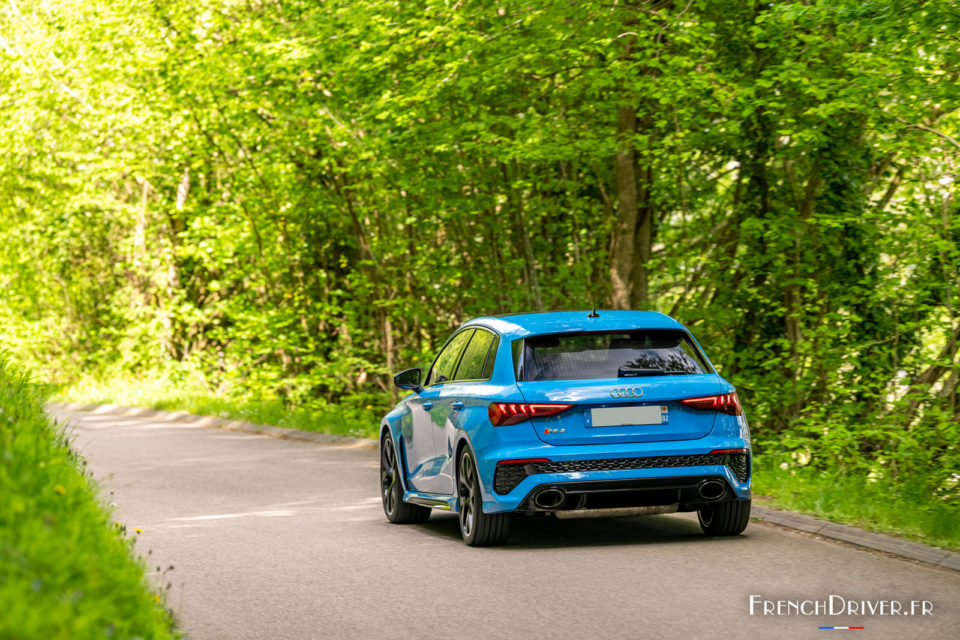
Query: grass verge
[[752, 457, 960, 552], [0, 360, 179, 639], [55, 372, 381, 439]]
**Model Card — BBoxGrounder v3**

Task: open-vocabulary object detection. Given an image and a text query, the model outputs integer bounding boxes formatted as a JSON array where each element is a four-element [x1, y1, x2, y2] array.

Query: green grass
[[0, 360, 179, 639], [753, 456, 960, 552], [56, 372, 381, 440]]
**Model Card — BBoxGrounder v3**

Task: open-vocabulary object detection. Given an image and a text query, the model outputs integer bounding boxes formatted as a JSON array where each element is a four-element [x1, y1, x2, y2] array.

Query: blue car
[[379, 310, 751, 546]]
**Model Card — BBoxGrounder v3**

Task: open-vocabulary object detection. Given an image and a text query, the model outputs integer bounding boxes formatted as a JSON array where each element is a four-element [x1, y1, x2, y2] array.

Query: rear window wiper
[[618, 368, 689, 377]]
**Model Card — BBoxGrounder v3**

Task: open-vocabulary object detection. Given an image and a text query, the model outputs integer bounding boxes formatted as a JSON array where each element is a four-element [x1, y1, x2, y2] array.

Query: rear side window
[[481, 335, 499, 379], [454, 330, 496, 381], [518, 330, 711, 381], [426, 329, 474, 386]]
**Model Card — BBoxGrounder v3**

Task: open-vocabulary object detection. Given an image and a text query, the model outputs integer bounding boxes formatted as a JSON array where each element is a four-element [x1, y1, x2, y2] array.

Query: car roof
[[463, 310, 686, 339]]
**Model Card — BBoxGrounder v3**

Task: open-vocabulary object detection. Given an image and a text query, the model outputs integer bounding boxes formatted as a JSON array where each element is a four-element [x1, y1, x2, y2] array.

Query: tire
[[698, 499, 751, 536], [457, 448, 511, 546], [381, 434, 430, 524]]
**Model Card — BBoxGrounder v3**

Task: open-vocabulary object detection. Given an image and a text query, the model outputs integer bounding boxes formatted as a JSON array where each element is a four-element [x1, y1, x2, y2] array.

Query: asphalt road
[[52, 407, 960, 640]]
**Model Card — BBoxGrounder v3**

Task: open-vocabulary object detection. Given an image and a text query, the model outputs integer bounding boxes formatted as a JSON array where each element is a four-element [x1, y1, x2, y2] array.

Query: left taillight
[[488, 402, 573, 426], [678, 393, 742, 416]]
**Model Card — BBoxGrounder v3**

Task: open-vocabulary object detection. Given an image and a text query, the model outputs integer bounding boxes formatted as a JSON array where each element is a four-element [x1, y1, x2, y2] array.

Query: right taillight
[[679, 393, 742, 416], [488, 402, 573, 426]]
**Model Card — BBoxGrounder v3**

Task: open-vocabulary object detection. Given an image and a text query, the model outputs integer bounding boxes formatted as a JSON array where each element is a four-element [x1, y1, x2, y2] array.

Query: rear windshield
[[517, 330, 711, 381]]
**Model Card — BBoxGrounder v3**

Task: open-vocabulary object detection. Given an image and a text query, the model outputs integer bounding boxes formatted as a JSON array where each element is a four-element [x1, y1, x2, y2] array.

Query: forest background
[[2, 0, 958, 543]]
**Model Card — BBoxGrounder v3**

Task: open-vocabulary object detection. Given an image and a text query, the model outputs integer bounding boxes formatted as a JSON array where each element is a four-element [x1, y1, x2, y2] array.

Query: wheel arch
[[454, 431, 474, 479], [454, 430, 493, 500], [380, 420, 412, 494]]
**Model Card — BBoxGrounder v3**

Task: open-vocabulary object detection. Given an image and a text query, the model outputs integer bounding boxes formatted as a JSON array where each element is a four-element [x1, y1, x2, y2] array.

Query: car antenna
[[587, 306, 600, 318]]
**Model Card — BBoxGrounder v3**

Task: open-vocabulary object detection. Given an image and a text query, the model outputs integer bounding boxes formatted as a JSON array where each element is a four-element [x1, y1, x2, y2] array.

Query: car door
[[404, 329, 474, 493], [434, 328, 499, 495]]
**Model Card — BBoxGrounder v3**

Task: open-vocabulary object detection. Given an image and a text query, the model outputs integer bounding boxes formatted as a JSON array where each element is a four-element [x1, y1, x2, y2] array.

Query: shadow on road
[[415, 512, 747, 549]]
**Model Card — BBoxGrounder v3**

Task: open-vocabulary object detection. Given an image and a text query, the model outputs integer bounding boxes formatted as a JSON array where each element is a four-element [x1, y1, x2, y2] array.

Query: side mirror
[[393, 367, 423, 392]]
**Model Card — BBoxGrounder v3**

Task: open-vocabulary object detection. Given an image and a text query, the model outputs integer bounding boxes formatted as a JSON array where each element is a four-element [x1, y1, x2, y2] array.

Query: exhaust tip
[[533, 488, 566, 510], [697, 480, 726, 501]]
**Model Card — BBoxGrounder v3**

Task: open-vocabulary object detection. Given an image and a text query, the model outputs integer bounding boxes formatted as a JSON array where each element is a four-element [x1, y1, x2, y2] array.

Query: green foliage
[[0, 358, 178, 639], [0, 0, 958, 530]]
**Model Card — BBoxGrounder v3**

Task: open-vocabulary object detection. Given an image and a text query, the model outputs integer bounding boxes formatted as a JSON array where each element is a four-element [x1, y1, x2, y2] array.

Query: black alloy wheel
[[380, 435, 430, 524], [457, 448, 510, 546]]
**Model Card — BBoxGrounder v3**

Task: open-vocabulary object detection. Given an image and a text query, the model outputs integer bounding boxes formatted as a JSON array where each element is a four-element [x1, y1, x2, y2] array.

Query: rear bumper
[[493, 451, 749, 495], [475, 439, 751, 514], [513, 475, 741, 514]]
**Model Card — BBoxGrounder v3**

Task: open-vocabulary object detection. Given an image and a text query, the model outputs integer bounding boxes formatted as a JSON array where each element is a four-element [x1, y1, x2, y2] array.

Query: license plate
[[590, 405, 668, 427]]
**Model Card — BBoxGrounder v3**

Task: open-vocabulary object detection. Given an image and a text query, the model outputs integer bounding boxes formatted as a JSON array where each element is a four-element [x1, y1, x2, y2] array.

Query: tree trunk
[[500, 162, 543, 311], [515, 194, 543, 311], [630, 161, 654, 309], [609, 105, 639, 310]]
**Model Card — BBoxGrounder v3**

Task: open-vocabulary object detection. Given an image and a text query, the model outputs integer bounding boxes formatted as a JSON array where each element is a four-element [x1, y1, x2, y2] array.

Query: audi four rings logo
[[610, 387, 644, 398]]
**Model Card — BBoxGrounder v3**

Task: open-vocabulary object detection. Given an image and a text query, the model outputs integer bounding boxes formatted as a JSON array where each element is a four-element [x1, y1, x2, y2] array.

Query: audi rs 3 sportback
[[379, 310, 751, 546]]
